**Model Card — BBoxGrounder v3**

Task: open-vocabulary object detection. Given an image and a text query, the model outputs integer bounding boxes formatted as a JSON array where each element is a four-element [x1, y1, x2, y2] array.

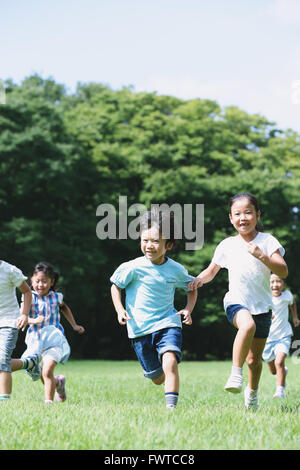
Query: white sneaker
[[273, 390, 285, 399], [244, 386, 258, 410], [224, 374, 243, 393]]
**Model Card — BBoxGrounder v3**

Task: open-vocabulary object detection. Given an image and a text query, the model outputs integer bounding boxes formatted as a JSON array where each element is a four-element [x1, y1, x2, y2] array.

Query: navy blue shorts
[[131, 327, 182, 379], [226, 304, 272, 339]]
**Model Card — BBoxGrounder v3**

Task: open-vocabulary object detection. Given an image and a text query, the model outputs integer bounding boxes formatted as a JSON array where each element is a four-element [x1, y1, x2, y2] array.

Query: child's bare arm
[[111, 284, 131, 325], [290, 298, 300, 327], [177, 289, 198, 325], [16, 281, 31, 330], [187, 262, 221, 290], [60, 302, 85, 334]]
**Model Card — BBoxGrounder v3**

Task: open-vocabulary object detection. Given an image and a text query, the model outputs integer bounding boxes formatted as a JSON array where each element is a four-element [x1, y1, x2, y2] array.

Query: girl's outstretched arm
[[187, 262, 221, 290], [60, 302, 85, 334]]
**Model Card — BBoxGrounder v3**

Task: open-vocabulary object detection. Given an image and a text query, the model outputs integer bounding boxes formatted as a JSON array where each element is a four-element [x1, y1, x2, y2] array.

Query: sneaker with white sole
[[244, 386, 258, 410], [25, 354, 42, 381], [224, 374, 243, 393]]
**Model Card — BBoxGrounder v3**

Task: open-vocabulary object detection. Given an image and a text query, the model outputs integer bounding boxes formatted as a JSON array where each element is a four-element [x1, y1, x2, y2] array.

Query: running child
[[0, 259, 39, 401], [110, 209, 197, 410], [262, 274, 299, 398], [188, 193, 288, 409], [17, 262, 85, 404]]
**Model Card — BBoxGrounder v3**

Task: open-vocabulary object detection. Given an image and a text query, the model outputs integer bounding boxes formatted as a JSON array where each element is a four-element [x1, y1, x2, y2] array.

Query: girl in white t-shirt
[[263, 274, 299, 398], [188, 193, 288, 409]]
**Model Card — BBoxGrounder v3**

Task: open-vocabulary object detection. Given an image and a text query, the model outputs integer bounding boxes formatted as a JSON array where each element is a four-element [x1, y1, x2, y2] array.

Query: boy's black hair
[[139, 208, 178, 245]]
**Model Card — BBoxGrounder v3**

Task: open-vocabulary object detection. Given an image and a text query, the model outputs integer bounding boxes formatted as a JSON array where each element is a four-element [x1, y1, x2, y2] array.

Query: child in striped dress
[[21, 262, 85, 404]]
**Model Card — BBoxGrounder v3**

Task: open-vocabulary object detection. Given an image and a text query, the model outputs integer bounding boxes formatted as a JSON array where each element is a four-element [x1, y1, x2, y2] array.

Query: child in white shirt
[[263, 274, 299, 398], [0, 260, 32, 401], [188, 193, 288, 410]]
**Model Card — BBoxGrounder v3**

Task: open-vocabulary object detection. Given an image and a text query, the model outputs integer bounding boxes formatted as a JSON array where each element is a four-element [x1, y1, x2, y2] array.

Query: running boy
[[110, 209, 197, 410], [263, 274, 299, 398]]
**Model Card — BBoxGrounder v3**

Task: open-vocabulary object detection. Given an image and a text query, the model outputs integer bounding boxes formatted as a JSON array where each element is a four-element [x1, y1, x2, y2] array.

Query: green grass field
[[1, 358, 299, 450]]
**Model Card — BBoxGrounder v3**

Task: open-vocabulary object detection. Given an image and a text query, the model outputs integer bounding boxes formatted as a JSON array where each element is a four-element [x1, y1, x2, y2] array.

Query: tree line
[[1, 74, 299, 360]]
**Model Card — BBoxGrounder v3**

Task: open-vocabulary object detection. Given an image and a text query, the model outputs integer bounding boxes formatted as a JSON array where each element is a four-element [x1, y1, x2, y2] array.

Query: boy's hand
[[73, 324, 85, 334], [293, 318, 300, 327], [177, 309, 192, 325], [16, 314, 28, 331], [187, 277, 203, 291], [117, 309, 131, 325]]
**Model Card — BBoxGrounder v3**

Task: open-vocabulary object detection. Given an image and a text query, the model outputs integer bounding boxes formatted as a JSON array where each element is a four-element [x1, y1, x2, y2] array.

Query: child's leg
[[267, 360, 276, 375], [161, 351, 179, 409], [225, 309, 256, 393], [152, 373, 165, 385], [162, 351, 179, 393], [274, 352, 287, 387], [41, 357, 58, 402], [11, 359, 24, 372], [232, 309, 256, 367], [0, 327, 19, 400], [0, 371, 12, 397], [246, 337, 266, 391]]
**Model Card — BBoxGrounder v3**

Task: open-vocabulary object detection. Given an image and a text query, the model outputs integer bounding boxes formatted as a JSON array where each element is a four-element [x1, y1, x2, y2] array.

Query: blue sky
[[1, 0, 300, 131]]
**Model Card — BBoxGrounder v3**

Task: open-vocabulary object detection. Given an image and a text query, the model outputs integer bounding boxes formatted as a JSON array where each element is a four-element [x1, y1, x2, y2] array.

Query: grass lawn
[[1, 358, 299, 450]]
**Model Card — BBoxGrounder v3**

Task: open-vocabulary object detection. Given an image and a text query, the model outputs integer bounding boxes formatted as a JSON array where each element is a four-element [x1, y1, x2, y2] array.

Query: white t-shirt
[[212, 232, 284, 315], [0, 260, 27, 327], [267, 290, 294, 342]]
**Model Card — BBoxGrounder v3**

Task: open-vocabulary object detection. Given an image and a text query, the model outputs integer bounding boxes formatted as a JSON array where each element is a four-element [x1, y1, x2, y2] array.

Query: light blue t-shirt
[[110, 256, 194, 338]]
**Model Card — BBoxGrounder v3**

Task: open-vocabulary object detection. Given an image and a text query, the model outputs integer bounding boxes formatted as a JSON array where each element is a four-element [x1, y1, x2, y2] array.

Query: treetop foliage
[[1, 74, 299, 359]]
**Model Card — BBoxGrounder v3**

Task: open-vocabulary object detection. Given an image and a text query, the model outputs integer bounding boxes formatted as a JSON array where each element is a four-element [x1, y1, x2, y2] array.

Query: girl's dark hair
[[139, 208, 177, 245], [31, 261, 59, 290], [229, 192, 264, 232]]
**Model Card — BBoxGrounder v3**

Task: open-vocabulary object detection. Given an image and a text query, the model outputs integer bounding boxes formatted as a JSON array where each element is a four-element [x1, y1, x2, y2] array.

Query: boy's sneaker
[[55, 375, 66, 402], [25, 354, 42, 381], [224, 374, 243, 393], [244, 386, 258, 410]]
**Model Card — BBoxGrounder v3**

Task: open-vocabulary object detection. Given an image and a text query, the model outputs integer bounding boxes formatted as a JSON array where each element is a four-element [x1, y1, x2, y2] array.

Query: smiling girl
[[21, 262, 85, 404], [188, 193, 288, 409]]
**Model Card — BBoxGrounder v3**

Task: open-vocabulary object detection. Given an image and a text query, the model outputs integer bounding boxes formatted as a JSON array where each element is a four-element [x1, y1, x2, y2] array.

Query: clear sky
[[1, 0, 300, 132]]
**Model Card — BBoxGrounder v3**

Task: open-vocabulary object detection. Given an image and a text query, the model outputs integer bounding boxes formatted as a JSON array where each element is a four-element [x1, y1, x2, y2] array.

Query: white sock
[[276, 385, 285, 393], [231, 365, 243, 377], [0, 394, 11, 401]]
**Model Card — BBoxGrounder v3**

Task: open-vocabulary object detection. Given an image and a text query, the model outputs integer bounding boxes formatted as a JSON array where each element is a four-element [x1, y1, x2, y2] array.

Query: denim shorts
[[226, 304, 272, 339], [131, 327, 182, 379], [262, 335, 291, 363], [0, 327, 19, 372]]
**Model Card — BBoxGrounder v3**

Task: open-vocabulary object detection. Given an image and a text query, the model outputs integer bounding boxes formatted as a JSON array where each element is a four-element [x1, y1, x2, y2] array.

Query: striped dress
[[24, 290, 70, 364], [27, 290, 65, 339]]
